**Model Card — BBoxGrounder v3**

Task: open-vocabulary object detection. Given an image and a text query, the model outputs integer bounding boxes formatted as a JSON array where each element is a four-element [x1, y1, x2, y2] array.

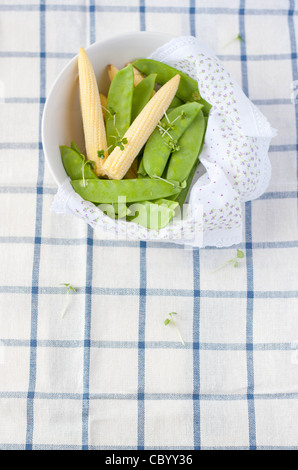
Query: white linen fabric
[[0, 0, 297, 451]]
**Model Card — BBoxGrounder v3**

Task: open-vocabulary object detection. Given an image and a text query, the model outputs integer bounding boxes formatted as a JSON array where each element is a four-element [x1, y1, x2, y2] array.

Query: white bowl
[[42, 31, 174, 186]]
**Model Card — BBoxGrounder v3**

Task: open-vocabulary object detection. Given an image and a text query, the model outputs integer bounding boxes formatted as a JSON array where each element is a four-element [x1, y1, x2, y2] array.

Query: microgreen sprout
[[157, 123, 173, 139], [101, 105, 112, 117], [158, 110, 186, 137], [166, 139, 180, 152], [223, 34, 244, 49], [108, 106, 117, 125], [108, 106, 116, 116], [211, 249, 245, 273], [110, 122, 128, 150], [152, 175, 176, 187], [164, 110, 171, 124], [81, 159, 95, 187], [97, 150, 105, 159], [115, 137, 128, 151], [105, 144, 115, 154], [169, 113, 184, 127], [60, 283, 77, 319], [164, 312, 185, 346]]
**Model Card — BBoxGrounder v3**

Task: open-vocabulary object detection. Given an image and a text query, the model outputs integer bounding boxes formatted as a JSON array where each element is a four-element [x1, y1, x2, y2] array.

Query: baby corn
[[78, 48, 107, 176], [107, 64, 119, 82], [103, 74, 180, 180]]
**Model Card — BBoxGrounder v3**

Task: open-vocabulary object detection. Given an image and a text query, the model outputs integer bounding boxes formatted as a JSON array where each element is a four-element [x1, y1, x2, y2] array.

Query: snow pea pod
[[70, 141, 81, 154], [60, 145, 97, 180], [131, 73, 157, 122], [127, 198, 179, 229], [172, 116, 208, 206], [71, 178, 182, 203], [133, 59, 211, 115], [143, 102, 202, 178], [166, 110, 206, 182], [106, 64, 134, 153], [174, 158, 200, 207]]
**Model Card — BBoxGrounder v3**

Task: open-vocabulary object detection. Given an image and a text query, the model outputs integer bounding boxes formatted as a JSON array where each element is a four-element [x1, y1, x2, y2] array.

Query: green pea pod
[[173, 160, 200, 208], [166, 110, 206, 182], [172, 115, 208, 206], [127, 199, 179, 229], [131, 73, 157, 122], [71, 177, 183, 203], [133, 59, 211, 115], [143, 102, 202, 178], [60, 146, 97, 180], [106, 64, 134, 152], [70, 141, 81, 154]]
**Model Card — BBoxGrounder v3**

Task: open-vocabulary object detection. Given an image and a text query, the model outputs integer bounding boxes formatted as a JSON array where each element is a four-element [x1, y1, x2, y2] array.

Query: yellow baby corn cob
[[107, 64, 119, 82], [103, 74, 180, 180], [99, 93, 107, 120], [78, 48, 107, 176]]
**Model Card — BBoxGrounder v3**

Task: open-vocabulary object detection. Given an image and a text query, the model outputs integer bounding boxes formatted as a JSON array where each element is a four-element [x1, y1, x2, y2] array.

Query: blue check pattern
[[0, 0, 297, 450]]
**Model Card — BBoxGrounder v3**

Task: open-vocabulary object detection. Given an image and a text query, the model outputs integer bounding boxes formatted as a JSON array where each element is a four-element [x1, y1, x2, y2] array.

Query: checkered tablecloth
[[0, 0, 297, 450]]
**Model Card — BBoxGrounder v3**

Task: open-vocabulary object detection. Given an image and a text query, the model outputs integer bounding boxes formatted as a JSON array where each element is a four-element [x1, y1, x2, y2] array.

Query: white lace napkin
[[51, 36, 276, 247]]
